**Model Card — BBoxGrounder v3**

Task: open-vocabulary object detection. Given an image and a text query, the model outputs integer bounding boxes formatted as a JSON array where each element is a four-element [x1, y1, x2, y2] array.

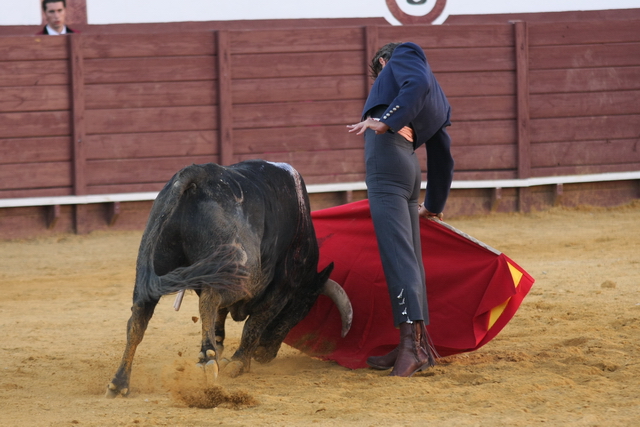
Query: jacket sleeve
[[424, 128, 454, 213], [378, 43, 430, 132]]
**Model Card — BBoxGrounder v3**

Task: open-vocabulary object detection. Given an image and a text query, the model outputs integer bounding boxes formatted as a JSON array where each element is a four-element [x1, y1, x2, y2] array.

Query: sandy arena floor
[[1, 202, 639, 426]]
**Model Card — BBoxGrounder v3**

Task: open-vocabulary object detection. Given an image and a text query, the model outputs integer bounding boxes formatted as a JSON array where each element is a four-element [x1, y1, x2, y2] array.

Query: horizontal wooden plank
[[233, 125, 364, 155], [86, 106, 217, 134], [451, 144, 517, 171], [379, 24, 514, 48], [232, 51, 365, 79], [0, 111, 70, 139], [236, 149, 365, 179], [449, 95, 516, 121], [233, 75, 366, 104], [0, 162, 71, 191], [86, 157, 215, 185], [0, 137, 70, 164], [86, 131, 217, 160], [0, 86, 69, 112], [447, 120, 517, 146], [233, 100, 362, 129], [532, 162, 640, 178], [230, 27, 364, 54], [530, 90, 640, 119], [529, 20, 640, 46], [84, 56, 216, 84], [82, 33, 215, 59], [426, 47, 515, 73], [0, 36, 68, 61], [0, 60, 69, 87], [530, 43, 640, 70], [530, 66, 640, 94], [303, 172, 367, 185], [531, 139, 640, 168], [86, 182, 168, 195], [530, 114, 640, 143], [0, 187, 73, 200], [85, 81, 216, 109], [437, 71, 515, 97], [449, 170, 517, 181]]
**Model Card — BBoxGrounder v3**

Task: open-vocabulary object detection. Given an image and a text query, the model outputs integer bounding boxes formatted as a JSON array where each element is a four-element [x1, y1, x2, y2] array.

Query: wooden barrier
[[1, 21, 639, 237]]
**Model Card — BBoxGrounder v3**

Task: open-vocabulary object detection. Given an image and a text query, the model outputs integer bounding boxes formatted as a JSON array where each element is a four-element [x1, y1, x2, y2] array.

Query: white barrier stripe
[[0, 171, 638, 209]]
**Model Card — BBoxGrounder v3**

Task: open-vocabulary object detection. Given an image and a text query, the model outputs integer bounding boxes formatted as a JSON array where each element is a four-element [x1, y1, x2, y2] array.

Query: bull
[[106, 160, 352, 398]]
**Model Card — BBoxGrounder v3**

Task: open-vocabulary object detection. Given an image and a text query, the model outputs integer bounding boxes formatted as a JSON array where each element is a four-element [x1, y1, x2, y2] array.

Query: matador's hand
[[347, 118, 390, 136], [419, 204, 443, 220]]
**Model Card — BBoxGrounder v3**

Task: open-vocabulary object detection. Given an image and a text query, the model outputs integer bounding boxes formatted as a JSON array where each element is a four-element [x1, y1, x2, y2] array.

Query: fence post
[[216, 30, 234, 166], [69, 34, 86, 196], [68, 34, 89, 233], [514, 21, 531, 212], [364, 26, 379, 89]]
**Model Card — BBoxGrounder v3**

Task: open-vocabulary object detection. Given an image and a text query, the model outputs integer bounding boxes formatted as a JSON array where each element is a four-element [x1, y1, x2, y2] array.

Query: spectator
[[38, 0, 76, 35]]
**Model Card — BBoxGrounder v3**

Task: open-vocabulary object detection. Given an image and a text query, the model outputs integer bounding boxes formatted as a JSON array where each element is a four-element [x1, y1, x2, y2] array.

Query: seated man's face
[[44, 2, 67, 32]]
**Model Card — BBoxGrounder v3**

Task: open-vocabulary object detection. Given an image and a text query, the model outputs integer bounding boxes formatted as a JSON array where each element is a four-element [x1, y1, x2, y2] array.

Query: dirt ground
[[1, 201, 639, 427]]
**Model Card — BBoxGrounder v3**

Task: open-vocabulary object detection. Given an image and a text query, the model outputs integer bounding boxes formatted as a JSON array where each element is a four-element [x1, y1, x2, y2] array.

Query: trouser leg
[[365, 129, 428, 327]]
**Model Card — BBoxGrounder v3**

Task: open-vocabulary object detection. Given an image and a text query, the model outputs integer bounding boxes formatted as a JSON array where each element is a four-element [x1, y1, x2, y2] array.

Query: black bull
[[106, 160, 352, 398]]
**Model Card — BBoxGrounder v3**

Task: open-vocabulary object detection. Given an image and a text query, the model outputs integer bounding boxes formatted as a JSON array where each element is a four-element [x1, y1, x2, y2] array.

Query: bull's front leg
[[197, 288, 223, 380], [106, 300, 158, 398], [222, 298, 290, 378]]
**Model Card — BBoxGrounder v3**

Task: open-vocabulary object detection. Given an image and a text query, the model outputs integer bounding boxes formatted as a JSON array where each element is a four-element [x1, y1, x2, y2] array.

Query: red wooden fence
[[1, 21, 639, 237]]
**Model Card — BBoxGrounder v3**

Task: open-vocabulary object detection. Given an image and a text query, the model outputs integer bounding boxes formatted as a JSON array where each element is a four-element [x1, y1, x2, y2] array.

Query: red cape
[[284, 199, 535, 369]]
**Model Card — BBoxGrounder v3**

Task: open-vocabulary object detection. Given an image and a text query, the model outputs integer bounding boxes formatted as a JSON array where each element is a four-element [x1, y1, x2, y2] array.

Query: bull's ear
[[322, 279, 353, 337]]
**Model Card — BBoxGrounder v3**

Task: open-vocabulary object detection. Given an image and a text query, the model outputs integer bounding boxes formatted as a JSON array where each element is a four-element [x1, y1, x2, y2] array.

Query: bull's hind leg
[[106, 299, 158, 398], [196, 288, 224, 381], [213, 306, 229, 357]]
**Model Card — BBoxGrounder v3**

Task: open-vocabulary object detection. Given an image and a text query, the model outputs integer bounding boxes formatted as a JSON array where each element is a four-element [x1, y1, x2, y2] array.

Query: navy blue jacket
[[361, 42, 451, 150], [361, 42, 454, 213]]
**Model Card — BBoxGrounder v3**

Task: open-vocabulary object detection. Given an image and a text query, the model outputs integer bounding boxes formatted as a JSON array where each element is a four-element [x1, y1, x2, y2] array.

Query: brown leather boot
[[366, 346, 398, 370], [389, 321, 437, 377]]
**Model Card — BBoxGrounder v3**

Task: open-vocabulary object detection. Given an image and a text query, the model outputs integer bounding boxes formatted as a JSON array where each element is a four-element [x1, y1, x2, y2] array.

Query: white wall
[[86, 0, 390, 24], [0, 0, 40, 25], [2, 0, 639, 26], [433, 0, 640, 24]]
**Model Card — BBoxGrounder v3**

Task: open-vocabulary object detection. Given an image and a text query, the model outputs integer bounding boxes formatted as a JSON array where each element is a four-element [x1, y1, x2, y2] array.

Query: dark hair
[[369, 42, 402, 80], [42, 0, 66, 11]]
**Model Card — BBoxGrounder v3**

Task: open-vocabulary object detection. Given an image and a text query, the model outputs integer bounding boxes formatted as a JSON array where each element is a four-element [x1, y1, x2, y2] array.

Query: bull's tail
[[132, 165, 250, 304], [153, 243, 250, 298]]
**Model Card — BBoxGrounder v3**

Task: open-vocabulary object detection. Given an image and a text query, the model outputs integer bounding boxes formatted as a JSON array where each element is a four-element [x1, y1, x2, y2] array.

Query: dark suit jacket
[[361, 42, 450, 150], [37, 26, 76, 35], [362, 42, 454, 213]]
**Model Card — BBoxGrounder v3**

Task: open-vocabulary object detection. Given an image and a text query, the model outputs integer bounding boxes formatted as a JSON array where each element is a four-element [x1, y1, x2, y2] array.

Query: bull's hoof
[[215, 336, 225, 357], [197, 349, 217, 365], [105, 382, 128, 399], [196, 349, 219, 382], [202, 359, 219, 381], [221, 360, 244, 378], [218, 357, 231, 371]]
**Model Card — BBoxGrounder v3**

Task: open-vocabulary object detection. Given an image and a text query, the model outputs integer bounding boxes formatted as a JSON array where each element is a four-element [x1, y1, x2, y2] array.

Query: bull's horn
[[321, 279, 353, 337]]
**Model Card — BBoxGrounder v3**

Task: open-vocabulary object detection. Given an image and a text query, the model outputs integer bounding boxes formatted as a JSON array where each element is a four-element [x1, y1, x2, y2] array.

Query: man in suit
[[38, 0, 76, 35], [347, 42, 454, 377]]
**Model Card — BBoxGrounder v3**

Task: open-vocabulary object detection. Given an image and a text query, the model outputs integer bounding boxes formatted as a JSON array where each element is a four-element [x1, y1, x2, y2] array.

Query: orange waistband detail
[[397, 126, 414, 142]]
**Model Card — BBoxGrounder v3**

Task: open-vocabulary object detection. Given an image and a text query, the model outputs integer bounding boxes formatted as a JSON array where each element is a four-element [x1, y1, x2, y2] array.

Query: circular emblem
[[386, 0, 447, 24]]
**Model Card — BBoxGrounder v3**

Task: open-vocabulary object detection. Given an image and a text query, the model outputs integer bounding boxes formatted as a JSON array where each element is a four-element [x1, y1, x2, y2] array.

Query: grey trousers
[[364, 128, 429, 327]]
